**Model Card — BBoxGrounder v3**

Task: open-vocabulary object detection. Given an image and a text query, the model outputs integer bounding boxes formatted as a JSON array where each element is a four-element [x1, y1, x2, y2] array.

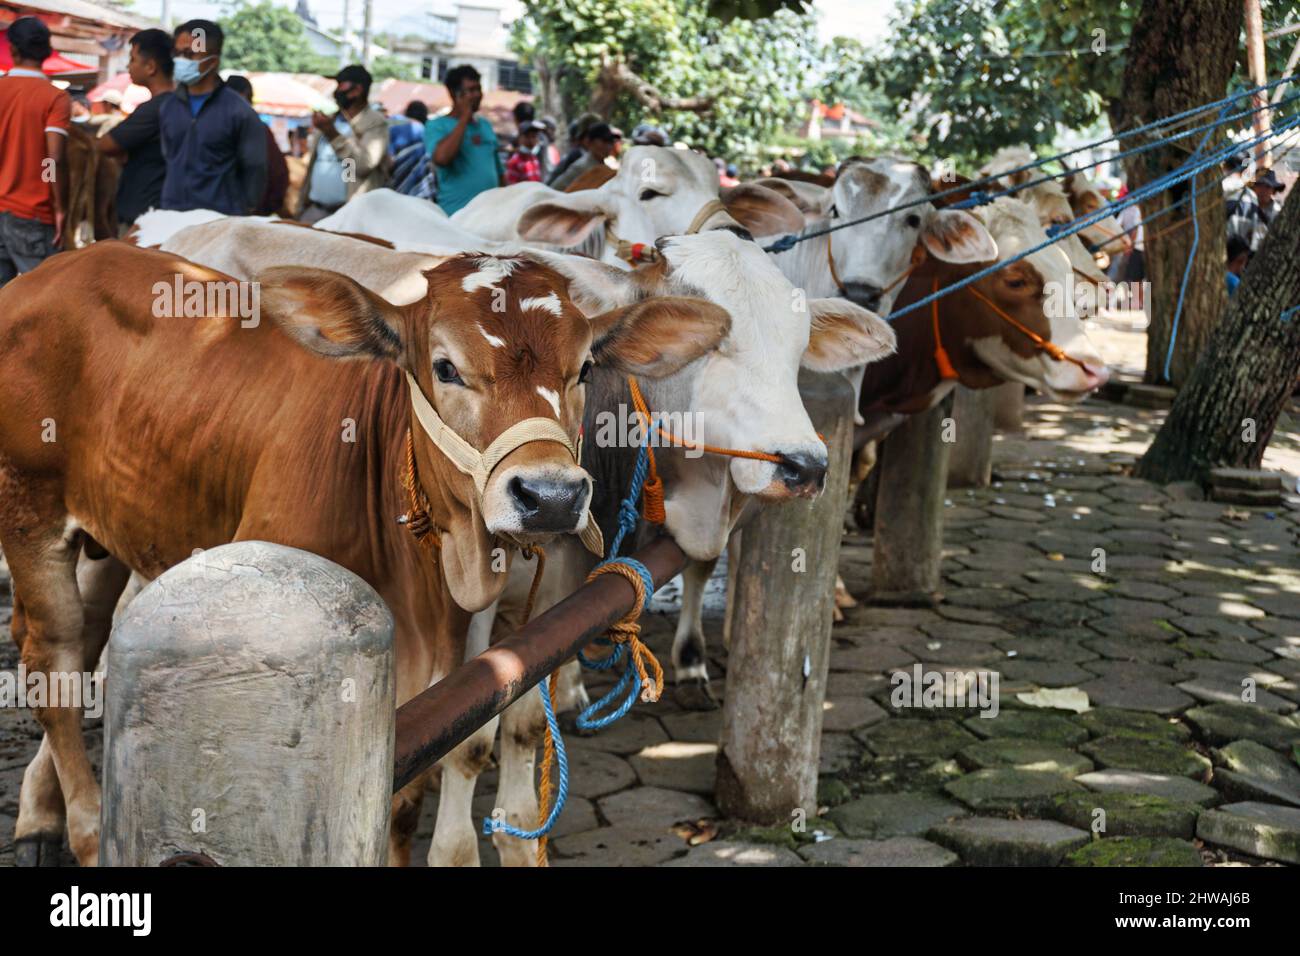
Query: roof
[[0, 0, 154, 30]]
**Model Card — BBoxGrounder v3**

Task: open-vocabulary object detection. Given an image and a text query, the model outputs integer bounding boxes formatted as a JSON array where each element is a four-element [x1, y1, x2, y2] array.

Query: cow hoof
[[14, 833, 64, 867], [674, 678, 719, 711]]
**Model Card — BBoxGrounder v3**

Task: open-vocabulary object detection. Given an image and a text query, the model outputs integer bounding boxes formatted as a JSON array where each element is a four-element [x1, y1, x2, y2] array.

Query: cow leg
[[427, 715, 498, 867], [554, 659, 589, 715], [388, 774, 427, 867], [9, 590, 64, 866], [673, 557, 719, 711], [3, 517, 101, 866], [491, 689, 546, 867]]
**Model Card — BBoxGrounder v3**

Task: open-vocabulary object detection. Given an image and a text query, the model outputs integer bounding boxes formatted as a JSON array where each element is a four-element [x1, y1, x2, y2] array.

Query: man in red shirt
[[506, 120, 546, 185], [0, 17, 70, 285]]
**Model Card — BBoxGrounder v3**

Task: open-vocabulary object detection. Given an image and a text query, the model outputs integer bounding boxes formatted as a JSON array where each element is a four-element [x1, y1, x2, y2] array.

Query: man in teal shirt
[[425, 65, 504, 215]]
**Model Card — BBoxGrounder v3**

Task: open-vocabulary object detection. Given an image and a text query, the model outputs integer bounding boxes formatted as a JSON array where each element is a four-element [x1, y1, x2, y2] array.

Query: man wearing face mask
[[157, 20, 266, 215], [298, 65, 389, 222]]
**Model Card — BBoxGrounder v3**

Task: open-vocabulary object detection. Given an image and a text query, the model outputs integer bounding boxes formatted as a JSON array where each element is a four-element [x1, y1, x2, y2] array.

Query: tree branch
[[590, 54, 715, 118]]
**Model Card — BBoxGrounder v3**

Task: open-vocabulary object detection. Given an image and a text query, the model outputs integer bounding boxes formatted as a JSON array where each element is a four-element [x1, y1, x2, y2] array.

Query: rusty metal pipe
[[392, 535, 687, 792]]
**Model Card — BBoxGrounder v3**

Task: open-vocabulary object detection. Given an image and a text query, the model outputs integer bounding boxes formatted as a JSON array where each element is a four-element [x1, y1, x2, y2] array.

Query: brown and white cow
[[0, 240, 729, 866]]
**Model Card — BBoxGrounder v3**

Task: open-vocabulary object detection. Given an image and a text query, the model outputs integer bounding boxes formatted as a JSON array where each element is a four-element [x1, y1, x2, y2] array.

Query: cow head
[[814, 157, 997, 313], [979, 147, 1109, 295], [527, 231, 896, 560], [1062, 169, 1127, 254], [516, 146, 765, 261], [953, 198, 1109, 400], [258, 255, 729, 609]]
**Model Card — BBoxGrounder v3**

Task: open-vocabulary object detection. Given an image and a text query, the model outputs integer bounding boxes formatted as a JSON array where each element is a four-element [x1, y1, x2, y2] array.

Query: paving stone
[[944, 768, 1081, 812], [1075, 769, 1220, 806], [1087, 597, 1179, 619], [1109, 579, 1183, 602], [945, 588, 1026, 610], [901, 635, 1004, 665], [935, 604, 1009, 625], [996, 635, 1100, 663], [1075, 708, 1191, 741], [1174, 658, 1288, 684], [1082, 659, 1185, 683], [962, 710, 1089, 746], [1196, 801, 1300, 864], [627, 741, 717, 795], [1175, 677, 1296, 714], [1048, 791, 1200, 838], [1082, 637, 1188, 665], [958, 738, 1094, 777], [1089, 615, 1183, 641], [797, 835, 958, 867], [928, 817, 1089, 866], [567, 712, 670, 755], [1211, 740, 1300, 807], [660, 841, 803, 867], [854, 719, 978, 758], [1183, 637, 1273, 664], [1249, 617, 1300, 640], [566, 748, 638, 799], [819, 732, 862, 774], [1081, 735, 1211, 779], [999, 659, 1097, 686], [1184, 704, 1300, 752], [552, 825, 688, 866], [1077, 675, 1195, 715], [1063, 836, 1203, 867], [1170, 595, 1266, 619], [1259, 637, 1300, 662], [1171, 616, 1264, 640], [825, 672, 891, 699], [1250, 593, 1300, 618], [918, 621, 1020, 644], [825, 790, 969, 838], [598, 786, 716, 829], [847, 756, 964, 794], [1009, 600, 1099, 626], [821, 696, 889, 732], [658, 709, 722, 744], [829, 639, 916, 673]]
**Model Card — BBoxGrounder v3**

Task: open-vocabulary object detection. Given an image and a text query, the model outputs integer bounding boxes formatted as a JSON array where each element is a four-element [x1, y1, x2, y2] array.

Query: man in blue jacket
[[158, 19, 266, 215]]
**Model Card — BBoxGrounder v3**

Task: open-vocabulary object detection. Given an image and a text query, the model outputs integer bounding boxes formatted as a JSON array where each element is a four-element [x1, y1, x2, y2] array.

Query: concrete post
[[101, 541, 395, 866], [716, 371, 854, 823], [947, 385, 995, 488], [870, 392, 954, 606], [991, 381, 1025, 432]]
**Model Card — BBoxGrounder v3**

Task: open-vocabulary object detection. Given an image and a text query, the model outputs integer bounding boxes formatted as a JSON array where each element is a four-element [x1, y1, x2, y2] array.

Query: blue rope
[[1283, 305, 1300, 323], [480, 678, 570, 841], [762, 73, 1300, 254], [883, 112, 1300, 325]]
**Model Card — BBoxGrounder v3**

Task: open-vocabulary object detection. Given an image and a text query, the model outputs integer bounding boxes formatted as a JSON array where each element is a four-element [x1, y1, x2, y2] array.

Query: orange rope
[[627, 375, 785, 465], [931, 276, 959, 381], [966, 285, 1092, 370], [625, 376, 667, 524], [400, 429, 443, 550], [584, 561, 665, 705]]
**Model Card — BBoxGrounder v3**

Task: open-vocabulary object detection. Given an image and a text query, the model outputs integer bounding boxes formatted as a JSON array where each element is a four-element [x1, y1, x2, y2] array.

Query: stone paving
[[2, 325, 1299, 866]]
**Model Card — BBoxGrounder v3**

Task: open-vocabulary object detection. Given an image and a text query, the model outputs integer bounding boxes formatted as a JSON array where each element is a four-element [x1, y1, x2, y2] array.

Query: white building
[[384, 1, 531, 93]]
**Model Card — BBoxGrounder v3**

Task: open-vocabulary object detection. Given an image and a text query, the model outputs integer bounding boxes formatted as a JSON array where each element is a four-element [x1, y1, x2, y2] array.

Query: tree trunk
[[1134, 181, 1300, 483], [1107, 0, 1243, 387]]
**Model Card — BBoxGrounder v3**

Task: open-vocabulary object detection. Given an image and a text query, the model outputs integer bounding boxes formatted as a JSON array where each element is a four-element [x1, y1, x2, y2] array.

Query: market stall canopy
[[0, 28, 95, 75]]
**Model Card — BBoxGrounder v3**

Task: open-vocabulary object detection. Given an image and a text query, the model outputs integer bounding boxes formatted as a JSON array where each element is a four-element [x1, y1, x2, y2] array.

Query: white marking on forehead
[[536, 386, 561, 418], [461, 256, 521, 293], [520, 292, 562, 316], [479, 325, 505, 348]]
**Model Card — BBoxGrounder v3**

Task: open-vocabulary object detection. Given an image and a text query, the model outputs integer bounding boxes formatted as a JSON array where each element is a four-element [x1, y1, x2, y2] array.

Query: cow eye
[[639, 189, 664, 201], [433, 358, 464, 385], [578, 360, 594, 384], [905, 213, 921, 228], [1005, 277, 1027, 290]]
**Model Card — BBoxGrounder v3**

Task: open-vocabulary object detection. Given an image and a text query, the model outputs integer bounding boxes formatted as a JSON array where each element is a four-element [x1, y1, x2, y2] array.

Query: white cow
[[315, 188, 510, 254], [462, 231, 897, 866]]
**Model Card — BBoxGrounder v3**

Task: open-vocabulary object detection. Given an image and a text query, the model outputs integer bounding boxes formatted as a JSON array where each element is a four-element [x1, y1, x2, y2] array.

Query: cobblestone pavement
[[3, 350, 1299, 866]]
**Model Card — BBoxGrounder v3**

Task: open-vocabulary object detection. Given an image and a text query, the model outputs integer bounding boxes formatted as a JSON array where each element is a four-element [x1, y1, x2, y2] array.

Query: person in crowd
[[715, 157, 738, 187], [90, 90, 126, 136], [0, 16, 71, 284], [512, 100, 535, 144], [548, 122, 621, 190], [425, 64, 503, 215], [538, 115, 561, 177], [158, 20, 266, 215], [506, 120, 546, 184], [225, 75, 290, 216], [389, 99, 428, 156], [297, 64, 389, 222], [1227, 168, 1286, 252], [97, 28, 175, 232], [631, 122, 668, 147], [1226, 233, 1251, 297], [546, 111, 600, 186]]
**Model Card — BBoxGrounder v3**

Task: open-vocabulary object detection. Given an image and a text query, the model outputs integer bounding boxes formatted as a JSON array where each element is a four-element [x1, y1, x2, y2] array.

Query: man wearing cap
[[506, 120, 547, 184], [548, 122, 622, 191], [298, 64, 389, 222], [1227, 168, 1287, 252], [0, 16, 71, 285], [425, 64, 504, 215], [157, 20, 266, 215], [98, 28, 175, 232]]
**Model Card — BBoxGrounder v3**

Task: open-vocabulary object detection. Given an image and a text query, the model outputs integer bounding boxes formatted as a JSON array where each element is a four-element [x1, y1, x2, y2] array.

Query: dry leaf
[[1016, 687, 1090, 713]]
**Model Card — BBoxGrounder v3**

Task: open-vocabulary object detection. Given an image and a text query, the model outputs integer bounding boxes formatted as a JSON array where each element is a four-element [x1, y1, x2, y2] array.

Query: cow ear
[[753, 177, 819, 214], [516, 191, 612, 246], [259, 266, 405, 360], [590, 296, 730, 379], [802, 298, 896, 372], [721, 183, 807, 237], [921, 209, 998, 264], [518, 248, 637, 314]]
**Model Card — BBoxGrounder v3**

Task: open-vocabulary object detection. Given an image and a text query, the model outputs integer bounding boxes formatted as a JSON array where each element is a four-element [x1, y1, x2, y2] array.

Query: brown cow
[[0, 240, 729, 866]]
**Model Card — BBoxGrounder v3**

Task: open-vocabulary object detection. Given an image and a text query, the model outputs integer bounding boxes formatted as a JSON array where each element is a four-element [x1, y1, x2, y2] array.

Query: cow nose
[[776, 452, 827, 492], [508, 475, 588, 530], [843, 282, 883, 312]]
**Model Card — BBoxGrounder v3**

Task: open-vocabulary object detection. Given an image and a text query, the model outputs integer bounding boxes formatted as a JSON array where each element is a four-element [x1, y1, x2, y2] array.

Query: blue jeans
[[0, 210, 58, 287]]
